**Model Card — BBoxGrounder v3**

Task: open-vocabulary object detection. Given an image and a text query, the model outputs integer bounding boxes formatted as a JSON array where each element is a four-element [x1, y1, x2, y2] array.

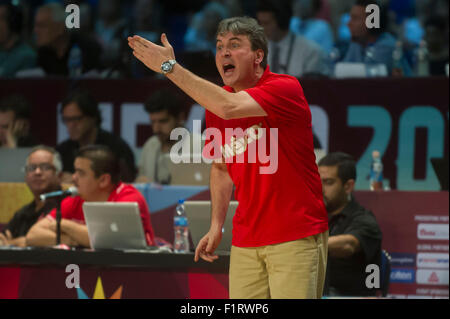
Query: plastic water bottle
[[67, 44, 82, 78], [365, 46, 379, 77], [329, 47, 341, 77], [370, 150, 383, 191], [415, 40, 429, 77], [173, 199, 190, 253]]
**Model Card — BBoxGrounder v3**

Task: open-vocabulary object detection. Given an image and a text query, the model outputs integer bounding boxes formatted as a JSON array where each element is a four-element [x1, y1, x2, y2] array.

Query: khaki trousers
[[229, 231, 328, 299]]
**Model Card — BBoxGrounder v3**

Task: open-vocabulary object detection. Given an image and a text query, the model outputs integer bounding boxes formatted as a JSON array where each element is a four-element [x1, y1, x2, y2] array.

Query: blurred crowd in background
[[0, 0, 449, 78]]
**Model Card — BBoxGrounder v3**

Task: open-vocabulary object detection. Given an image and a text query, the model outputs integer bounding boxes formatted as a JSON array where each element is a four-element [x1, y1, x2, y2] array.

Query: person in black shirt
[[318, 152, 382, 297], [0, 145, 62, 247], [56, 89, 137, 183], [33, 2, 102, 76], [424, 16, 449, 76]]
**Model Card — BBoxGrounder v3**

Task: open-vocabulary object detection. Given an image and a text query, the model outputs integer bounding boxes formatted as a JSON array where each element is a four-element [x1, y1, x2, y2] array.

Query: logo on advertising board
[[390, 269, 415, 283], [416, 269, 449, 286], [417, 224, 449, 240], [417, 253, 449, 269], [391, 253, 416, 267]]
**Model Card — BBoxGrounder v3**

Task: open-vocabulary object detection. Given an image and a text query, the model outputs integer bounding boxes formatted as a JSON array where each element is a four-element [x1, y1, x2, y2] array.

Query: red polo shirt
[[48, 182, 155, 246], [204, 66, 328, 247]]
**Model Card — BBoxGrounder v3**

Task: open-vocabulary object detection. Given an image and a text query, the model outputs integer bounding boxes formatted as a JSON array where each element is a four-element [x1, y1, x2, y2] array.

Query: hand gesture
[[0, 230, 12, 246], [194, 228, 223, 263], [127, 34, 175, 73]]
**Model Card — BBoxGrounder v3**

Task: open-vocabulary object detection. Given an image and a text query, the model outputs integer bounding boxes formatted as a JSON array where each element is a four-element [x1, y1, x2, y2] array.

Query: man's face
[[0, 110, 15, 146], [0, 6, 10, 46], [72, 157, 103, 201], [348, 5, 368, 42], [34, 8, 64, 47], [256, 11, 280, 42], [216, 32, 263, 91], [62, 102, 96, 142], [149, 110, 179, 145], [25, 150, 61, 196], [318, 165, 348, 213]]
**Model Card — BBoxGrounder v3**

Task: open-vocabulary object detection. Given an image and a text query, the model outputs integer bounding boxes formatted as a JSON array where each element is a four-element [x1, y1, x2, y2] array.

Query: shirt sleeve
[[245, 76, 308, 124], [47, 197, 83, 222], [3, 208, 26, 238], [345, 210, 382, 263]]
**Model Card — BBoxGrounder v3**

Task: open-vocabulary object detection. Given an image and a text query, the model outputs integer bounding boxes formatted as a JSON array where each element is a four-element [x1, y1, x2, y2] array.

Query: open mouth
[[223, 64, 235, 74]]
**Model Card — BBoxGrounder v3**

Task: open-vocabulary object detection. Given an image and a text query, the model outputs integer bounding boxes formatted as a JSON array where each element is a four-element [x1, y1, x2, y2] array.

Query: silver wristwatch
[[161, 59, 177, 75]]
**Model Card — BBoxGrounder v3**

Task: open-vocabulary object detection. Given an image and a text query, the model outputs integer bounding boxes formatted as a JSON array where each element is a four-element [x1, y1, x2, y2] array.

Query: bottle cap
[[178, 199, 185, 204]]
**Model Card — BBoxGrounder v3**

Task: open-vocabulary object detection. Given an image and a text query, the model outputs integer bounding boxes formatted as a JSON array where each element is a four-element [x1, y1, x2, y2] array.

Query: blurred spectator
[[0, 94, 36, 148], [326, 0, 353, 54], [290, 0, 335, 53], [130, 0, 163, 78], [0, 146, 62, 247], [343, 0, 410, 75], [56, 89, 137, 183], [34, 2, 102, 76], [318, 152, 382, 297], [0, 1, 37, 77], [95, 0, 130, 75], [256, 0, 330, 78], [184, 2, 230, 54], [215, 0, 243, 17], [422, 16, 449, 76], [399, 0, 424, 49], [133, 0, 162, 42], [136, 89, 188, 184]]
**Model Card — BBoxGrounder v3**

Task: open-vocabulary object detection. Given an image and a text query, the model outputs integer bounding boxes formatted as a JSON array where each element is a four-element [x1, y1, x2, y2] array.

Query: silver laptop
[[184, 201, 238, 252], [167, 153, 211, 186], [0, 148, 33, 182], [83, 202, 149, 250]]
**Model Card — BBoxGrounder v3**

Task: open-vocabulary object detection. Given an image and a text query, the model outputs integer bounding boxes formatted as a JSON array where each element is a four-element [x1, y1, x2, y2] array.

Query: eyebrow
[[216, 37, 242, 43]]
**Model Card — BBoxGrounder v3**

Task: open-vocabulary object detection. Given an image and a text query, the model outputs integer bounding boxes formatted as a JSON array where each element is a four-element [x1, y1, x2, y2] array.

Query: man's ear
[[344, 179, 355, 195], [255, 49, 264, 65], [98, 173, 112, 189]]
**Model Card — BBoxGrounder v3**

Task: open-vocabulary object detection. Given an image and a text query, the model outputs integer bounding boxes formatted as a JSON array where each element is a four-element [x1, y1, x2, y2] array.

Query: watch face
[[162, 62, 171, 72]]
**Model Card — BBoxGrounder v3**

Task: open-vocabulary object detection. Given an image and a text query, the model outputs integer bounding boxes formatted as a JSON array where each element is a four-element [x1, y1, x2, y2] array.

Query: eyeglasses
[[62, 115, 84, 124], [23, 163, 56, 173]]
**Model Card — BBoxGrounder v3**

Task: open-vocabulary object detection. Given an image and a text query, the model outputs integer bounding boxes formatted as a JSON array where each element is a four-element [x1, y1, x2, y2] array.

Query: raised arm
[[128, 34, 267, 120]]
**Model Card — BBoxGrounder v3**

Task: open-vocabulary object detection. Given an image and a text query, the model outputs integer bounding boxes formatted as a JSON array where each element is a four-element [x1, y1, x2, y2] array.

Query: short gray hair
[[216, 16, 268, 69], [26, 145, 63, 173]]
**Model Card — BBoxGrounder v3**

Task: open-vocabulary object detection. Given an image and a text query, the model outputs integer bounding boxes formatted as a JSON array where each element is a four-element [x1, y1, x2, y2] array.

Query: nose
[[152, 123, 161, 134]]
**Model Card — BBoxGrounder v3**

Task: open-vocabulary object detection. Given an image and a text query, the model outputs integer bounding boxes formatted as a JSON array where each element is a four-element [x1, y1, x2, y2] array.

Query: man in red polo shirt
[[26, 145, 155, 248], [128, 16, 328, 299]]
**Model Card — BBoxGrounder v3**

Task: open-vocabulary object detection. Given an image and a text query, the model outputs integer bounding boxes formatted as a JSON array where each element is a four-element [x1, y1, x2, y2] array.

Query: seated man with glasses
[[0, 145, 62, 247], [56, 89, 137, 184], [26, 145, 155, 248]]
